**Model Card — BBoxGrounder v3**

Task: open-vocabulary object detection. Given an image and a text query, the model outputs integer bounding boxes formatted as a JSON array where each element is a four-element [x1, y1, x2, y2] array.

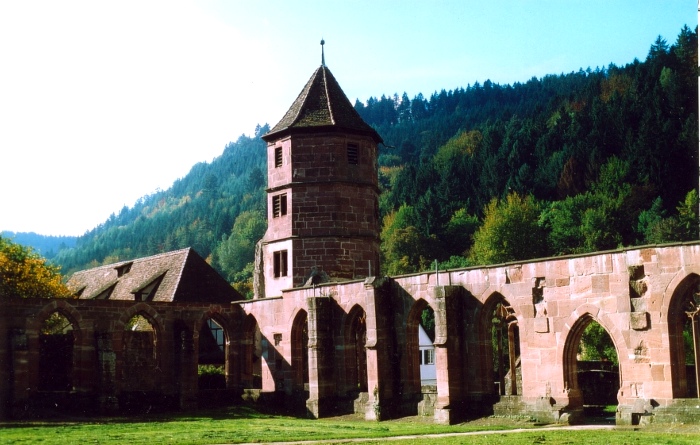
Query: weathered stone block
[[591, 274, 609, 293], [534, 317, 549, 333], [630, 312, 649, 330]]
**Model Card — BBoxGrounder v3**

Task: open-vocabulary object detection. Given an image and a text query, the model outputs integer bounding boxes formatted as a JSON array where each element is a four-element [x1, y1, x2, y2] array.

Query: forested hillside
[[52, 27, 698, 295], [362, 26, 699, 275], [1, 231, 76, 259], [54, 125, 269, 295]]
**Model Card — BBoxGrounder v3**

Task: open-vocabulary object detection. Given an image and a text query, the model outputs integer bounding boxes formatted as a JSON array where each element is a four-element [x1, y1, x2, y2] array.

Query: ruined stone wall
[[3, 243, 700, 424], [0, 298, 243, 418], [385, 243, 700, 424]]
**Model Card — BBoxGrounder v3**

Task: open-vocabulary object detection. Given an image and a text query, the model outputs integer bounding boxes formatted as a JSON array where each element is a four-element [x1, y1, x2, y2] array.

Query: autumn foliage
[[0, 235, 73, 298]]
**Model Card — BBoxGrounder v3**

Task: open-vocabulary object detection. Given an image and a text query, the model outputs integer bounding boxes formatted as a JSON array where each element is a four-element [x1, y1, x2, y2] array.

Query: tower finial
[[320, 38, 325, 66]]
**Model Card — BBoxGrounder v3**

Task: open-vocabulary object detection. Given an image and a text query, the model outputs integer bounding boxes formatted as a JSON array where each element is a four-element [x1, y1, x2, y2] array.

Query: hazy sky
[[0, 0, 696, 236]]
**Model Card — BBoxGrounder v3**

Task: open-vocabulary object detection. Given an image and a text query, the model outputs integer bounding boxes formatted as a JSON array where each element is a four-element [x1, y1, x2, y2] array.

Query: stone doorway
[[39, 311, 75, 392], [563, 315, 619, 424]]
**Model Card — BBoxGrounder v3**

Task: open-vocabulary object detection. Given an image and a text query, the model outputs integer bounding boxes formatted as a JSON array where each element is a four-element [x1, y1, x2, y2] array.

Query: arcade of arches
[[2, 243, 700, 425]]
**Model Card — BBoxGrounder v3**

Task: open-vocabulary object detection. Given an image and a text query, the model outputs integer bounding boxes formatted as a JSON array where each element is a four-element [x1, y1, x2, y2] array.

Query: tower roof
[[263, 65, 383, 143]]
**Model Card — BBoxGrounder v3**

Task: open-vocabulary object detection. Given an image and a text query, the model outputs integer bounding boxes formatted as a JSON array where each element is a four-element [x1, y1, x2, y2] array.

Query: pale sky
[[0, 0, 696, 236]]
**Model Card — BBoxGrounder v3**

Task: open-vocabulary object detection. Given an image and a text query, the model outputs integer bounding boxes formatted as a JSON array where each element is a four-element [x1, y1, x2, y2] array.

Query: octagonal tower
[[257, 50, 383, 298]]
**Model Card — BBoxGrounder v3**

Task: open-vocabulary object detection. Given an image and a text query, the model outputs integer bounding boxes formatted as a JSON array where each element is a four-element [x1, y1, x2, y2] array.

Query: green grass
[[0, 405, 699, 445]]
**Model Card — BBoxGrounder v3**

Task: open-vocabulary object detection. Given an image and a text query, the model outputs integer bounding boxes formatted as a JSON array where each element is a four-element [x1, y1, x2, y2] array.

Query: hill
[[1, 231, 77, 259], [52, 27, 698, 293]]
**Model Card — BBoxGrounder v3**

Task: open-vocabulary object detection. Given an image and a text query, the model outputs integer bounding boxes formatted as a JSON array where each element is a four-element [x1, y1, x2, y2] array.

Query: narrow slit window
[[275, 147, 283, 168], [272, 194, 287, 217], [347, 143, 358, 165], [273, 250, 288, 277]]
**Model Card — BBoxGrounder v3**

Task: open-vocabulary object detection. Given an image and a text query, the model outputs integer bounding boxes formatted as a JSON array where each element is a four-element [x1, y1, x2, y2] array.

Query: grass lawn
[[1, 405, 699, 445]]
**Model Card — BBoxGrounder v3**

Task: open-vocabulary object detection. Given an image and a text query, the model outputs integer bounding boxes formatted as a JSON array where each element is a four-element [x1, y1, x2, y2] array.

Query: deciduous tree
[[0, 236, 72, 298], [469, 193, 547, 265]]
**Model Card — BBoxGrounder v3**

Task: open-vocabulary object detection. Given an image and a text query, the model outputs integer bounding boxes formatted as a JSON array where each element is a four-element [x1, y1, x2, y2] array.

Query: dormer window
[[347, 143, 358, 165], [133, 273, 166, 302], [116, 262, 133, 277], [94, 283, 116, 300]]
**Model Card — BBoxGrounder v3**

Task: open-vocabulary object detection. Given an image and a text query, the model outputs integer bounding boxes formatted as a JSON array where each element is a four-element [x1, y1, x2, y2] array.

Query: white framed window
[[423, 349, 434, 365], [273, 250, 288, 277]]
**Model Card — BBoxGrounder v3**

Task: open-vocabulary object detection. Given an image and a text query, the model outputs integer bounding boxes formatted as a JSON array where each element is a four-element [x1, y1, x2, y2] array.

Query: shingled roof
[[263, 65, 383, 143], [66, 248, 242, 304]]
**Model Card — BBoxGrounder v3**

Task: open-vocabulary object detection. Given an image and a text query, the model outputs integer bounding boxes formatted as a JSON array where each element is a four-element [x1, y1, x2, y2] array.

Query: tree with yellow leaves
[[0, 235, 73, 298]]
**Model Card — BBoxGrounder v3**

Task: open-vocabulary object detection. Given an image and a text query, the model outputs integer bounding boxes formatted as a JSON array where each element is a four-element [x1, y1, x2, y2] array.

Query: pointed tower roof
[[263, 64, 383, 143]]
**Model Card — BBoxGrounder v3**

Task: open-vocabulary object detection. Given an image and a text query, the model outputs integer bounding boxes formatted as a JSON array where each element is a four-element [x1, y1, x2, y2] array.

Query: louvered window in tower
[[347, 143, 358, 165], [273, 194, 287, 217], [275, 146, 283, 167]]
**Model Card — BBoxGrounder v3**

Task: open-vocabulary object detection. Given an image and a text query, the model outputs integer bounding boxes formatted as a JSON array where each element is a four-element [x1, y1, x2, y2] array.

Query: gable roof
[[66, 248, 242, 304], [263, 65, 383, 143]]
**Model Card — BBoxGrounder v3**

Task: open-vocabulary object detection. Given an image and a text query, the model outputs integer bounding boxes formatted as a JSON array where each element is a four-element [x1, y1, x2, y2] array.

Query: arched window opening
[[419, 306, 436, 385], [682, 296, 700, 397], [123, 313, 158, 394], [39, 312, 75, 391], [345, 307, 368, 394], [405, 299, 432, 405], [668, 276, 700, 398], [291, 310, 309, 390], [491, 301, 520, 396], [198, 318, 227, 390], [242, 315, 262, 389], [565, 317, 619, 422]]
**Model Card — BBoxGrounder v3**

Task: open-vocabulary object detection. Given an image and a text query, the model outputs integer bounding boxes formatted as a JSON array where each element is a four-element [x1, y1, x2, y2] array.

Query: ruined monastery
[[2, 49, 700, 426]]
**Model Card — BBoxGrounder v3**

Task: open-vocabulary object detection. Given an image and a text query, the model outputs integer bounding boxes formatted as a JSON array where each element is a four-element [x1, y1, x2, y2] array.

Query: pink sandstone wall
[[3, 243, 700, 424]]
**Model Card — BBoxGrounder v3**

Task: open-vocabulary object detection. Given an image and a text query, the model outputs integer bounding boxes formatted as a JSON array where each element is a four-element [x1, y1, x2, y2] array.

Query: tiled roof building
[[67, 248, 242, 304]]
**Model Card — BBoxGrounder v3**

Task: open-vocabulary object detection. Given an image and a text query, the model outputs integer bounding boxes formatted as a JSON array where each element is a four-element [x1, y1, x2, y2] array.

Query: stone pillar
[[178, 328, 198, 411], [433, 286, 465, 424], [0, 315, 9, 420], [306, 295, 334, 418], [8, 329, 29, 417], [95, 332, 118, 414], [364, 277, 394, 420]]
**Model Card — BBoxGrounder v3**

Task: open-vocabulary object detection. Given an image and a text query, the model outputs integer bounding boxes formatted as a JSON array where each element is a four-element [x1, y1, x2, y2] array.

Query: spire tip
[[320, 38, 325, 66]]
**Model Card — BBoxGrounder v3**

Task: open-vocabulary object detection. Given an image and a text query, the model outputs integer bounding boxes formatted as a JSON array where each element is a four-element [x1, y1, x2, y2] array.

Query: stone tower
[[257, 48, 383, 298]]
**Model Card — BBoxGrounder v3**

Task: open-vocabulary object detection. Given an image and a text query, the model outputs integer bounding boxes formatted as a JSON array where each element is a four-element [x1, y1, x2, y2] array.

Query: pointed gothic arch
[[38, 310, 77, 391], [561, 311, 621, 412], [405, 298, 431, 400], [242, 313, 262, 389], [291, 309, 309, 391], [119, 307, 163, 396], [477, 293, 520, 396], [197, 313, 230, 389], [666, 273, 700, 398], [344, 305, 368, 394], [25, 301, 85, 394]]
